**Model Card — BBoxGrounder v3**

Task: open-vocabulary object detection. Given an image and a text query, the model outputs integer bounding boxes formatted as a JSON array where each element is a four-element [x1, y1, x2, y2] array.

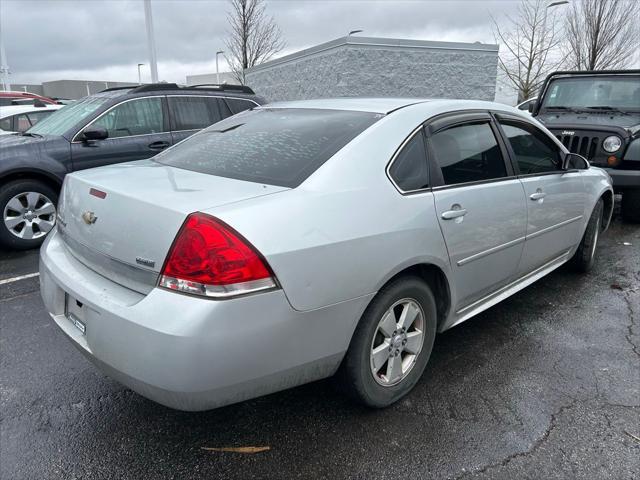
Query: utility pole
[[137, 63, 145, 85], [216, 51, 224, 84], [0, 27, 10, 91], [144, 0, 159, 83]]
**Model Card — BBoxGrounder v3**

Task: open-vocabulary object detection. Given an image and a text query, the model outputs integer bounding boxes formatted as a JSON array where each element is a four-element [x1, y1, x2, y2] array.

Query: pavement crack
[[621, 291, 639, 359], [453, 399, 578, 479]]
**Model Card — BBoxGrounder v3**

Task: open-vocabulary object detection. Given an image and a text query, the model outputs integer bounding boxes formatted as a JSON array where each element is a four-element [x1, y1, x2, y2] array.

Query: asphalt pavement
[[1, 215, 639, 480]]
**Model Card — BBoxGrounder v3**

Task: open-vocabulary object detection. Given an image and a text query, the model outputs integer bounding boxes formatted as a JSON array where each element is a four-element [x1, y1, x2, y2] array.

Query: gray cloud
[[1, 0, 522, 84]]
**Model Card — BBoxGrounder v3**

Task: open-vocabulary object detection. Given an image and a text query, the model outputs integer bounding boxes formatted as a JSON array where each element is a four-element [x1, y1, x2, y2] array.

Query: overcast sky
[[2, 0, 528, 85]]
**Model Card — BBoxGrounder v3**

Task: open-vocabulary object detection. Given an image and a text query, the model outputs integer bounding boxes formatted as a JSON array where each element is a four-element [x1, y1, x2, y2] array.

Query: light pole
[[144, 0, 159, 83], [216, 51, 224, 84], [347, 29, 363, 37], [0, 27, 10, 91], [542, 0, 569, 43], [137, 63, 145, 85]]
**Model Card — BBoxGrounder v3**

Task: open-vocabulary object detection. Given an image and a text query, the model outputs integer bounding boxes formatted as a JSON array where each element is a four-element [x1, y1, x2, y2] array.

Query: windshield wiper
[[20, 132, 42, 138], [585, 106, 631, 115], [543, 106, 578, 113]]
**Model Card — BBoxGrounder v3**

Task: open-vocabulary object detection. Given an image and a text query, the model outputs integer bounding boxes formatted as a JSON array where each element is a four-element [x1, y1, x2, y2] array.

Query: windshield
[[540, 75, 640, 111], [27, 93, 115, 136], [154, 108, 383, 188]]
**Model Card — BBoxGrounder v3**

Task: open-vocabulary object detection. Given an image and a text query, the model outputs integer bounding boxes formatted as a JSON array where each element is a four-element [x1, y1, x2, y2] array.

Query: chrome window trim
[[71, 95, 167, 143], [430, 175, 518, 191], [385, 125, 431, 195]]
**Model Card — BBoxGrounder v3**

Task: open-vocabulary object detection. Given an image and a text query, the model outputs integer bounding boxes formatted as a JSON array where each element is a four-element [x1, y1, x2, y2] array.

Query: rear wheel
[[0, 179, 58, 250], [337, 276, 437, 408], [621, 191, 640, 223], [569, 199, 603, 273]]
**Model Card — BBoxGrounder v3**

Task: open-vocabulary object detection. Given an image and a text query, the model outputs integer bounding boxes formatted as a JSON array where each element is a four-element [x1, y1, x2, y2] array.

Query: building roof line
[[245, 36, 499, 73]]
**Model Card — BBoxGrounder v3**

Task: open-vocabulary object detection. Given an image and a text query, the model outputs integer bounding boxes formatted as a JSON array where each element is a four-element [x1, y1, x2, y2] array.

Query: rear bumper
[[602, 168, 640, 190], [40, 229, 371, 411]]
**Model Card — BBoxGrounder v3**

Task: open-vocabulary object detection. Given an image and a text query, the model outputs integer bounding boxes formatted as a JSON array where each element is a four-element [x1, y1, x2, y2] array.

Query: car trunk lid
[[57, 159, 288, 294]]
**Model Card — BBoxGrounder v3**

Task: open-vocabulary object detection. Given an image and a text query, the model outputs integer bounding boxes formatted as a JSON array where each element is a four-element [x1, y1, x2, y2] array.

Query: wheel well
[[384, 264, 451, 331], [0, 171, 62, 193], [601, 190, 614, 230]]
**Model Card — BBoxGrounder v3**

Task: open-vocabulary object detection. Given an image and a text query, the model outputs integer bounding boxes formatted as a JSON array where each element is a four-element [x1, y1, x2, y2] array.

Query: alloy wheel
[[370, 298, 425, 387], [3, 191, 56, 240]]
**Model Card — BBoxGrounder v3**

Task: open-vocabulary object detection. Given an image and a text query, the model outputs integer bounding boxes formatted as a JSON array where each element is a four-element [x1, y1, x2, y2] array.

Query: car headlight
[[602, 135, 622, 153]]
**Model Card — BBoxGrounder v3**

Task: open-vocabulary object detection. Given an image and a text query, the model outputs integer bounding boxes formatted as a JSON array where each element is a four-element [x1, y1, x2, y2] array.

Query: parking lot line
[[0, 272, 40, 285]]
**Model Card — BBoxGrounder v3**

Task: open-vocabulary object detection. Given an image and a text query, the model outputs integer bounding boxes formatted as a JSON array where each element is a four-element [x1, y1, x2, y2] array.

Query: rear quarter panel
[[204, 109, 454, 313]]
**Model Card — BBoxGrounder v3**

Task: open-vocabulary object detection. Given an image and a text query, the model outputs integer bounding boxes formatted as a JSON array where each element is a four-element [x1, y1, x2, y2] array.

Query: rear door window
[[430, 122, 507, 185], [155, 108, 382, 187], [169, 96, 225, 131]]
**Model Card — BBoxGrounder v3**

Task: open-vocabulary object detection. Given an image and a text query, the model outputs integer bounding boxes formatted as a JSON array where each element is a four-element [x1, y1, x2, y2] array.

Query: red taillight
[[159, 213, 276, 297]]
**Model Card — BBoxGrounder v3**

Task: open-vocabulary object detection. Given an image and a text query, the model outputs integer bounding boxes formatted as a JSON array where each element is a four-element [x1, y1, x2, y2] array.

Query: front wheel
[[0, 179, 58, 250], [337, 276, 437, 408], [569, 199, 603, 273]]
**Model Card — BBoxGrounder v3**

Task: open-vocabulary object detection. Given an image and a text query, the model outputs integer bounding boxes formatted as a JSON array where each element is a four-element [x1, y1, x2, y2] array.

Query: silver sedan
[[40, 98, 613, 411]]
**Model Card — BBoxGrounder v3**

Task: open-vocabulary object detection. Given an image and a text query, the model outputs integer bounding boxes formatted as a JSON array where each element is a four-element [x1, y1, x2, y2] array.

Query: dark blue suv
[[0, 83, 265, 249]]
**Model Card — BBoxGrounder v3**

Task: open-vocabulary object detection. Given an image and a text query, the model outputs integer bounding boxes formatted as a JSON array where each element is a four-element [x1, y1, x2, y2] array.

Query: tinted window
[[169, 96, 224, 131], [27, 110, 54, 126], [0, 116, 12, 131], [500, 122, 562, 174], [91, 97, 164, 138], [389, 130, 429, 191], [431, 122, 507, 185], [15, 114, 32, 132], [225, 98, 257, 114], [155, 108, 382, 188]]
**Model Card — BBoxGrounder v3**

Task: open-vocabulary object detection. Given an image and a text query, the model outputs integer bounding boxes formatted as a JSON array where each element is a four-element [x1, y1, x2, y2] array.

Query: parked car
[[0, 104, 64, 134], [0, 82, 265, 249], [516, 97, 537, 114], [531, 70, 640, 222], [0, 90, 58, 106], [40, 98, 613, 411]]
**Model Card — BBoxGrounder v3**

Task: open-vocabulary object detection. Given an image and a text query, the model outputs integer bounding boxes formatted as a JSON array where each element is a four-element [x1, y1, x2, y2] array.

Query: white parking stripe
[[0, 272, 40, 285]]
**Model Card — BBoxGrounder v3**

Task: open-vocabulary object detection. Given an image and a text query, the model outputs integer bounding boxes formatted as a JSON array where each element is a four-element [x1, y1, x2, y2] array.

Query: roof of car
[[0, 104, 64, 119], [262, 98, 524, 115]]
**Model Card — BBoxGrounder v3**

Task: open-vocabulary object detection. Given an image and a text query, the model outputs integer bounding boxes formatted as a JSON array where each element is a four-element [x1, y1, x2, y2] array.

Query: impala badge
[[82, 211, 97, 225]]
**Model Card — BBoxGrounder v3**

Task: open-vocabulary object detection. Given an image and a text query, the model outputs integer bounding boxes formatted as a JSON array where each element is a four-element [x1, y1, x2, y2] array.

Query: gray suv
[[0, 83, 265, 249]]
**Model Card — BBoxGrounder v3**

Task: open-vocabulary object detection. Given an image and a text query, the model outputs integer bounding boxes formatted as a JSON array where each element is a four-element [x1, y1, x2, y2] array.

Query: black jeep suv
[[531, 70, 640, 222], [0, 83, 265, 249]]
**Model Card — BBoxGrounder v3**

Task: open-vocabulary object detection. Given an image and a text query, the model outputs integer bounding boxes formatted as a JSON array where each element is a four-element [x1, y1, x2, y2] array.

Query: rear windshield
[[154, 108, 382, 187]]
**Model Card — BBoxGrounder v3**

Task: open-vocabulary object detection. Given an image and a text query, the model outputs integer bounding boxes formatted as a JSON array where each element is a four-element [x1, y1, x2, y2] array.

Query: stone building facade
[[245, 36, 499, 102]]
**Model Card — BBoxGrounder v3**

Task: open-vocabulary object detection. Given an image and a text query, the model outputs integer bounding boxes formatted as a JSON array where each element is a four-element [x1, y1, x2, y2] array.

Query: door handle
[[148, 141, 170, 150], [529, 190, 547, 201], [441, 206, 468, 220]]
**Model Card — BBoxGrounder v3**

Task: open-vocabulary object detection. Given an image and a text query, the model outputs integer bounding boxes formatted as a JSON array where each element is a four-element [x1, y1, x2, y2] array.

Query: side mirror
[[82, 126, 108, 142], [563, 152, 589, 170]]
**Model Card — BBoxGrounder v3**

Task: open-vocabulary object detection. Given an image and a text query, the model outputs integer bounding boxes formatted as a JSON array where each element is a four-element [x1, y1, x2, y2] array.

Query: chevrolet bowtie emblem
[[82, 211, 98, 225]]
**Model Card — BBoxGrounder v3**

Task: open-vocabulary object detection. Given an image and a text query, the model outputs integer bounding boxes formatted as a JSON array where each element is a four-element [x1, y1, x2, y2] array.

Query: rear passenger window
[[389, 130, 429, 191], [499, 122, 562, 175], [169, 96, 223, 131], [430, 122, 507, 185], [224, 98, 257, 114]]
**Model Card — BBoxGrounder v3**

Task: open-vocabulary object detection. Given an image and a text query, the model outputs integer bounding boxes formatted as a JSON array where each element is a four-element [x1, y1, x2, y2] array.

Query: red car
[[0, 91, 58, 106]]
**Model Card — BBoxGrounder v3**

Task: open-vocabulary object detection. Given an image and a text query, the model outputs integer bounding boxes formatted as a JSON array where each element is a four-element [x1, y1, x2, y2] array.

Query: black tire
[[621, 191, 640, 223], [569, 199, 603, 273], [337, 276, 437, 408], [0, 179, 59, 250]]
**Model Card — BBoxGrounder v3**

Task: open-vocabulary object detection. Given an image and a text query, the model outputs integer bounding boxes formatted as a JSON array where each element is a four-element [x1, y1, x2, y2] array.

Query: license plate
[[65, 294, 87, 335]]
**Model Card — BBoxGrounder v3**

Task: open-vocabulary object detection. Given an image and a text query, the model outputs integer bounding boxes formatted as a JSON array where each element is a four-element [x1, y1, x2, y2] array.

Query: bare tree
[[492, 0, 563, 102], [225, 0, 285, 84], [563, 0, 640, 71]]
